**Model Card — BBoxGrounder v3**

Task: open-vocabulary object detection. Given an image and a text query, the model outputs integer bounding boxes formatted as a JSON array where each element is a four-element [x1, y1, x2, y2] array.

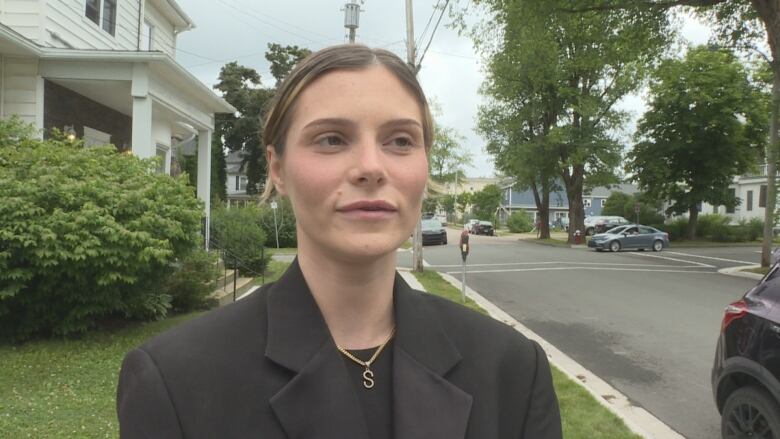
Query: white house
[[225, 149, 253, 207], [0, 0, 236, 246], [702, 165, 774, 223]]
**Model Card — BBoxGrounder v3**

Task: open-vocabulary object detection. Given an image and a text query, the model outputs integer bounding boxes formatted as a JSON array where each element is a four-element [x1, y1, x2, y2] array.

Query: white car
[[584, 215, 629, 236]]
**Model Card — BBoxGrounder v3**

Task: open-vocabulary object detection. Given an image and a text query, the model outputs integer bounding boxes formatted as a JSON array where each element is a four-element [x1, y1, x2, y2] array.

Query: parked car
[[466, 219, 480, 232], [587, 224, 669, 252], [594, 216, 630, 234], [421, 219, 447, 245], [471, 221, 495, 236], [712, 249, 780, 438]]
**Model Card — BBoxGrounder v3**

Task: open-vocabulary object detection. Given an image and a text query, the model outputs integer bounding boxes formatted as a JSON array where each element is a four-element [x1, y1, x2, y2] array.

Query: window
[[712, 205, 718, 214], [601, 199, 606, 207], [85, 0, 100, 24], [760, 185, 767, 208], [235, 176, 240, 191], [747, 190, 753, 211], [140, 20, 153, 51], [156, 144, 169, 174], [84, 0, 117, 36], [583, 198, 592, 208]]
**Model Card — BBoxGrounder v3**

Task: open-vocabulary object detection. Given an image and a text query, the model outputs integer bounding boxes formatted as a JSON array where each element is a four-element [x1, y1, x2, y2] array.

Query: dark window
[[726, 188, 736, 214], [85, 0, 100, 24], [102, 0, 117, 35], [712, 205, 717, 214], [747, 190, 753, 211], [760, 185, 768, 208], [235, 176, 240, 191]]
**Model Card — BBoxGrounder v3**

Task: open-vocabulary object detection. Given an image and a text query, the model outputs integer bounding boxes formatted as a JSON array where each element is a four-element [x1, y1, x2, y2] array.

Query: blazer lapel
[[392, 273, 474, 439], [265, 259, 370, 439]]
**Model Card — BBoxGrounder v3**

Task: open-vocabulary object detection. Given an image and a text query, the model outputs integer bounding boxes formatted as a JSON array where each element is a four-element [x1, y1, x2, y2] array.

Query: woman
[[117, 44, 561, 439]]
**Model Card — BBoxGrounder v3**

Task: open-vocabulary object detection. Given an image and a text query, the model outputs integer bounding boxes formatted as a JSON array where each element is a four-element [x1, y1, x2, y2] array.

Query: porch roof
[[39, 48, 235, 115], [0, 24, 40, 57]]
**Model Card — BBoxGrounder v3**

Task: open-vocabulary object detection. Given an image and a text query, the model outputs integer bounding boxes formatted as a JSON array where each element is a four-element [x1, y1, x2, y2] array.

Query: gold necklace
[[337, 327, 396, 389]]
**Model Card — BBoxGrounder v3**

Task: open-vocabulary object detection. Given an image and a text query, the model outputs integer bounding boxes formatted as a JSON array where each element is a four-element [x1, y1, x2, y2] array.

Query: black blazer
[[117, 259, 562, 438]]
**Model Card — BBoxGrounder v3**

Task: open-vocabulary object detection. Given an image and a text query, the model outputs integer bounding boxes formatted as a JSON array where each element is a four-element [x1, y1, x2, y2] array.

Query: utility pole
[[406, 0, 424, 273], [343, 1, 362, 44]]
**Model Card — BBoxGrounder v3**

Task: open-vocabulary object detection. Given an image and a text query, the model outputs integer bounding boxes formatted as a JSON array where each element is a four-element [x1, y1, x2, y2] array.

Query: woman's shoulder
[[139, 284, 273, 357]]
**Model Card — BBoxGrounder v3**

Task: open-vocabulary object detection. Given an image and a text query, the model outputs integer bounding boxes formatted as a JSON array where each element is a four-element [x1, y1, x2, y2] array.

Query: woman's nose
[[348, 142, 387, 186]]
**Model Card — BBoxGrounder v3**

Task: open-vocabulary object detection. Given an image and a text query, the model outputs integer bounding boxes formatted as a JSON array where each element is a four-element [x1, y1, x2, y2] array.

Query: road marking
[[444, 266, 714, 275], [429, 261, 703, 269], [664, 251, 755, 265], [626, 252, 715, 268]]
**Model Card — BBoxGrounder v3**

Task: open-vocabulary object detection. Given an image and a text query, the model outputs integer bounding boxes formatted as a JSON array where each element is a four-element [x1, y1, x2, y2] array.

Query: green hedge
[[258, 198, 297, 248], [210, 206, 269, 275], [507, 211, 534, 233], [653, 215, 763, 242], [0, 120, 204, 340]]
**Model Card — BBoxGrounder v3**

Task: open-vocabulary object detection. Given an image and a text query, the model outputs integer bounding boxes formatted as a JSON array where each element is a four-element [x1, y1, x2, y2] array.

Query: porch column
[[131, 63, 152, 158], [197, 128, 212, 250]]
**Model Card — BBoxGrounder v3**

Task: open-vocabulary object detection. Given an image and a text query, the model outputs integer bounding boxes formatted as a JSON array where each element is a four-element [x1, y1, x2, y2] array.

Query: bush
[[507, 211, 534, 233], [655, 218, 688, 241], [210, 206, 269, 275], [696, 214, 731, 239], [0, 121, 204, 340], [258, 198, 297, 248], [741, 218, 764, 241], [163, 249, 220, 311]]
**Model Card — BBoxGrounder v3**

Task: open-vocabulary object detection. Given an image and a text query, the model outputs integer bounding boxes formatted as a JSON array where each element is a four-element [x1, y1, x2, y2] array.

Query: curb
[[435, 271, 684, 439], [718, 265, 764, 281]]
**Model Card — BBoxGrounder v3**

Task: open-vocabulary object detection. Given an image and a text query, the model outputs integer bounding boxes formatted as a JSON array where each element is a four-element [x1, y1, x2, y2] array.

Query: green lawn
[[0, 312, 203, 438], [412, 269, 641, 439], [265, 247, 297, 256]]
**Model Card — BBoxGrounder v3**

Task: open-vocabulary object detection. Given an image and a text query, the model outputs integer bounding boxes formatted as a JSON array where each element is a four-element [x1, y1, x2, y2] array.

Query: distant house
[[497, 181, 640, 223], [698, 165, 775, 223], [0, 0, 236, 246], [225, 150, 253, 207]]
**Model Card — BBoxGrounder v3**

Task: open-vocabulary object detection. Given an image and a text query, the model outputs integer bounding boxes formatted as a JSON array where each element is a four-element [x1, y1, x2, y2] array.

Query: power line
[[415, 0, 441, 51], [416, 0, 451, 69]]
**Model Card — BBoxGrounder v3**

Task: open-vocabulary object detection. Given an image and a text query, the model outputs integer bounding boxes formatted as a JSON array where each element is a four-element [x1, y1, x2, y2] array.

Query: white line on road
[[444, 266, 714, 275], [664, 251, 755, 265], [429, 261, 705, 269], [626, 252, 715, 268]]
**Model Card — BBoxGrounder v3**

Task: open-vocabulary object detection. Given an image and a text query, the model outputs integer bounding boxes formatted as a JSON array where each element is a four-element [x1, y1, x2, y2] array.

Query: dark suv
[[712, 251, 780, 438]]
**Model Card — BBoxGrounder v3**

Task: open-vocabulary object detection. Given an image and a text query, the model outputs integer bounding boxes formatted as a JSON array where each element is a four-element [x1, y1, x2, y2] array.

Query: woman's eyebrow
[[302, 118, 355, 130], [380, 119, 423, 131]]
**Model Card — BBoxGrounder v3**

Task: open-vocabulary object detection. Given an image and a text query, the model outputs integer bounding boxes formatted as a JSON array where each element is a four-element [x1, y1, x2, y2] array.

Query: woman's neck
[[296, 240, 397, 350]]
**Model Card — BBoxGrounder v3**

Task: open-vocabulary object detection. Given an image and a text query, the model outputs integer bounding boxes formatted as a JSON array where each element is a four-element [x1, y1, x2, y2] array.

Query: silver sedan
[[587, 225, 670, 252]]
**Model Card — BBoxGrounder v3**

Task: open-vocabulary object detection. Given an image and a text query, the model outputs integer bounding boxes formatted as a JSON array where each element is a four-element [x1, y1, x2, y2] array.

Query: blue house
[[498, 181, 639, 224]]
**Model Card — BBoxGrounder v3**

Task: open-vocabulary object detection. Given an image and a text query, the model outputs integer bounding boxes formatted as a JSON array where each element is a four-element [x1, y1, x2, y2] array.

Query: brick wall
[[43, 80, 132, 150]]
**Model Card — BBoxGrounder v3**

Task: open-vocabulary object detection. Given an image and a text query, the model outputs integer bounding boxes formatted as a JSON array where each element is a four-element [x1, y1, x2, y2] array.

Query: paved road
[[400, 231, 762, 439]]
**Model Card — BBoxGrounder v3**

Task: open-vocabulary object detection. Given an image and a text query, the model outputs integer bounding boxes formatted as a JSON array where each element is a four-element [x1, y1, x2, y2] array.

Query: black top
[[343, 340, 394, 439], [117, 258, 562, 438]]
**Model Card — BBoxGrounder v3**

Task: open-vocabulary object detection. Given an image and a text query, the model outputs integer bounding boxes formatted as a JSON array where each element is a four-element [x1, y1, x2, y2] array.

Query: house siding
[[0, 0, 43, 42], [143, 1, 176, 57], [43, 0, 140, 50], [1, 56, 39, 126], [44, 79, 132, 149]]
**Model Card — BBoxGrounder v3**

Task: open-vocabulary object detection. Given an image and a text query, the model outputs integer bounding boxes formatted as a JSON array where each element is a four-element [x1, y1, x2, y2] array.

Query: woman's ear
[[266, 145, 286, 196]]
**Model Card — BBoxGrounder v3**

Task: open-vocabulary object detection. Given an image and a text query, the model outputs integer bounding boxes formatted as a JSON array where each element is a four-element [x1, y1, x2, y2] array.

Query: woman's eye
[[388, 137, 415, 149], [315, 135, 345, 148]]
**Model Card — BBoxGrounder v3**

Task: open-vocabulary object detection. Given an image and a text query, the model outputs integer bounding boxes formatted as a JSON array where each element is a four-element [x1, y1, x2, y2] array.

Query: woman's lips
[[337, 200, 398, 220]]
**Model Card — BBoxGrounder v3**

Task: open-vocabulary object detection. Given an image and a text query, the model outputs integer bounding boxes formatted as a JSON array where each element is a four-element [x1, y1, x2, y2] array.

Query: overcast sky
[[175, 0, 712, 177]]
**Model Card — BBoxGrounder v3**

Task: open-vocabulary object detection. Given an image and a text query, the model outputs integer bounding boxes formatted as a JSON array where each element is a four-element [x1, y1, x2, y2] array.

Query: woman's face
[[268, 65, 429, 261]]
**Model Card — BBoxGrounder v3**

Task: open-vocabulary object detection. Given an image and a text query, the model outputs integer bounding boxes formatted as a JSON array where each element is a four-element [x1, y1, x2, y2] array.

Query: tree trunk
[[563, 165, 585, 244], [687, 205, 699, 240], [753, 0, 780, 266], [531, 181, 551, 239]]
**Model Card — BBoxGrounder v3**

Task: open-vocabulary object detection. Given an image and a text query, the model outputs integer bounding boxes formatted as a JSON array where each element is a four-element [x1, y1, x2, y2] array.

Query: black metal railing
[[208, 236, 266, 302]]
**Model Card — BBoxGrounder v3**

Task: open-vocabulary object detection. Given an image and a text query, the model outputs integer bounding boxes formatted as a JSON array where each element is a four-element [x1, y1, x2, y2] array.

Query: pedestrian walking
[[116, 44, 561, 439]]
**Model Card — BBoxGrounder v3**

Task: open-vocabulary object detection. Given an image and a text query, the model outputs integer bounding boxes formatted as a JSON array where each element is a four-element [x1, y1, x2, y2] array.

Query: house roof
[[44, 49, 234, 114], [587, 183, 639, 197], [149, 0, 196, 33], [0, 24, 40, 56]]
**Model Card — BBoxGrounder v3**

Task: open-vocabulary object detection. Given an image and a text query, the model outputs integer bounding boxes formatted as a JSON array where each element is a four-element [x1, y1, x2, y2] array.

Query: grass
[[252, 260, 292, 286], [742, 266, 770, 276], [0, 311, 203, 438], [399, 239, 412, 250], [413, 269, 642, 439], [265, 247, 297, 256], [412, 270, 487, 315]]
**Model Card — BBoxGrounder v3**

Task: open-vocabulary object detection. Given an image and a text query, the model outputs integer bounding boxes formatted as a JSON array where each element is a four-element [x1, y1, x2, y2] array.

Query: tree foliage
[[470, 184, 503, 222], [0, 121, 204, 340], [265, 43, 312, 85], [629, 46, 766, 238], [210, 206, 268, 275], [466, 0, 671, 242], [429, 125, 471, 183]]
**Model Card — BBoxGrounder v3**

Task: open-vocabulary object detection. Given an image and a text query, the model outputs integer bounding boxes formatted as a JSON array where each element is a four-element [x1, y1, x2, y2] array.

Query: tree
[[629, 46, 766, 239], [561, 0, 780, 265], [429, 125, 471, 183], [462, 0, 670, 243], [265, 43, 311, 85], [471, 184, 503, 223], [602, 191, 665, 224]]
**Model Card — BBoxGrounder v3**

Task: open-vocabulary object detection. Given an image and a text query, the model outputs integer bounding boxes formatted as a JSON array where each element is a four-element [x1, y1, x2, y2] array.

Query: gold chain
[[337, 327, 396, 389]]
